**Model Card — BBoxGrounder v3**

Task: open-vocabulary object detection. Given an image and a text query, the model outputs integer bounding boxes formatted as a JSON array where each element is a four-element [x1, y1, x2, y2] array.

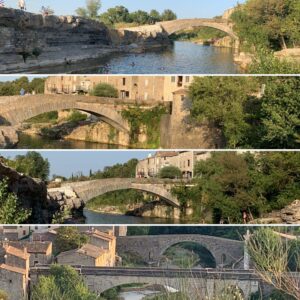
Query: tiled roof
[[9, 241, 52, 254], [5, 246, 30, 260], [87, 230, 115, 241], [155, 151, 178, 158], [77, 244, 105, 258], [0, 264, 26, 275]]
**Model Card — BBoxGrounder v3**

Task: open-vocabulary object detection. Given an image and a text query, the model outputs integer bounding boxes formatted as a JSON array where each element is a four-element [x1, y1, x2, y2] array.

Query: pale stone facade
[[136, 151, 211, 179], [44, 76, 194, 103]]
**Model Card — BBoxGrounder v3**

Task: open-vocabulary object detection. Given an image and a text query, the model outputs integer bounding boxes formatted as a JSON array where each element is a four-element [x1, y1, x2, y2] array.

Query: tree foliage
[[6, 152, 50, 181], [0, 178, 31, 224], [0, 77, 46, 96], [231, 0, 300, 51], [159, 166, 182, 179], [91, 82, 118, 98], [188, 77, 300, 149], [76, 0, 102, 20], [31, 265, 100, 300], [172, 152, 300, 223], [55, 227, 89, 254]]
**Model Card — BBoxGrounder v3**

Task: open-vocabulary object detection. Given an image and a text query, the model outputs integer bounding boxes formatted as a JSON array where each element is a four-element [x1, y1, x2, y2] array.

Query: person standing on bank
[[18, 0, 26, 10]]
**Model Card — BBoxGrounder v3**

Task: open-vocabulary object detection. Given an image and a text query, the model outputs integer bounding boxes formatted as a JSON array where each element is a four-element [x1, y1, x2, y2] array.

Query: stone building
[[0, 243, 30, 300], [57, 243, 112, 267], [136, 151, 211, 179], [8, 241, 53, 267], [44, 76, 194, 103], [0, 226, 30, 241]]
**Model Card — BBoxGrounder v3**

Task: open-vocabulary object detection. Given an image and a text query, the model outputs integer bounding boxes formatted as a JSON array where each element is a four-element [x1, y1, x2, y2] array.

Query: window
[[122, 78, 126, 86], [126, 91, 130, 97], [186, 76, 190, 83], [171, 76, 176, 83], [188, 160, 190, 167]]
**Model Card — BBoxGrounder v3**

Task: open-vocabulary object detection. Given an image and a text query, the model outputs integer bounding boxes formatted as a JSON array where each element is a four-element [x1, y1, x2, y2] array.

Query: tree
[[188, 77, 259, 148], [0, 178, 31, 224], [7, 152, 50, 181], [55, 227, 89, 254], [129, 10, 150, 25], [31, 265, 100, 300], [159, 166, 182, 179], [161, 9, 177, 21], [149, 10, 161, 23], [247, 228, 300, 300], [100, 6, 130, 25], [259, 77, 300, 148], [29, 78, 46, 94], [76, 0, 101, 20], [91, 83, 118, 98]]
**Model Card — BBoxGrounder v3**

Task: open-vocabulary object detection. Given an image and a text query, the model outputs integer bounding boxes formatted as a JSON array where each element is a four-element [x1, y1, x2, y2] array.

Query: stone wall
[[0, 8, 170, 73]]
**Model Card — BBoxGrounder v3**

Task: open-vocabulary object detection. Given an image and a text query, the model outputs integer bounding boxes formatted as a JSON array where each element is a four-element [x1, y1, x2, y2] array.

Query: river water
[[84, 209, 185, 224], [16, 133, 125, 149], [74, 41, 239, 74]]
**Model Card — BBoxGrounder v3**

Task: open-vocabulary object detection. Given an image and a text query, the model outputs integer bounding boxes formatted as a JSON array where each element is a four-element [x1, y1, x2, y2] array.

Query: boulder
[[0, 127, 18, 148]]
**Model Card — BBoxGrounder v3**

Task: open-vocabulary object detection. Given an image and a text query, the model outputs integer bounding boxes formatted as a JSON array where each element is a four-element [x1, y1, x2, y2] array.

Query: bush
[[67, 110, 87, 122], [159, 166, 182, 179], [91, 83, 118, 98]]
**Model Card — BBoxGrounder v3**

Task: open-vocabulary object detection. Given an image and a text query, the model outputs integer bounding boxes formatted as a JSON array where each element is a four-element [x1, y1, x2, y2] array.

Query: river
[[53, 41, 239, 74], [83, 209, 186, 224], [16, 133, 126, 149]]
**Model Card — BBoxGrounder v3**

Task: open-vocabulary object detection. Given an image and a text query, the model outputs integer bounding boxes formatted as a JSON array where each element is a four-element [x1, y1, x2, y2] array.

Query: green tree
[[161, 9, 177, 21], [91, 82, 118, 98], [129, 10, 150, 25], [55, 227, 89, 254], [100, 6, 130, 25], [159, 166, 182, 179], [32, 265, 100, 300], [29, 78, 46, 94], [76, 0, 101, 20], [0, 178, 31, 224], [189, 77, 259, 148], [149, 10, 161, 23], [7, 152, 50, 181], [259, 77, 300, 148]]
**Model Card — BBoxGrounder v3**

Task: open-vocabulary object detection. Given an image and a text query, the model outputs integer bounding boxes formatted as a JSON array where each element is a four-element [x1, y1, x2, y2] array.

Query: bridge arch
[[0, 95, 130, 133], [160, 241, 217, 268], [66, 179, 180, 207], [158, 19, 239, 40]]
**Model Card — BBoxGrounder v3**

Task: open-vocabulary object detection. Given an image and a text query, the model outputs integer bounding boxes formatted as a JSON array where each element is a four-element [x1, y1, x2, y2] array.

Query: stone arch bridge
[[48, 178, 181, 208], [117, 235, 244, 267], [0, 94, 134, 133], [126, 18, 239, 49], [30, 266, 260, 299]]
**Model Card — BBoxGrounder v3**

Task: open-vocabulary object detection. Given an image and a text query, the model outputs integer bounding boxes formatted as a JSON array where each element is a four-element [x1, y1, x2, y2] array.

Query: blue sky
[[0, 151, 154, 178], [4, 0, 243, 19]]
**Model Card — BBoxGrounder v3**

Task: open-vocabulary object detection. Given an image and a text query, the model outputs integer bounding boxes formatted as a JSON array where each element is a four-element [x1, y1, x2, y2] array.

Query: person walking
[[18, 0, 26, 10]]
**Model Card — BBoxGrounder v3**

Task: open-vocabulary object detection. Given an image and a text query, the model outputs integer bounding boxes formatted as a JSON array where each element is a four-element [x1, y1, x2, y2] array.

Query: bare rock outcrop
[[0, 161, 50, 223], [0, 7, 171, 73], [0, 127, 18, 148]]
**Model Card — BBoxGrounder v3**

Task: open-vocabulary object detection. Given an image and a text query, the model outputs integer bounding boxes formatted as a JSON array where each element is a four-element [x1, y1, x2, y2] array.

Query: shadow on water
[[16, 133, 126, 149], [83, 209, 186, 224]]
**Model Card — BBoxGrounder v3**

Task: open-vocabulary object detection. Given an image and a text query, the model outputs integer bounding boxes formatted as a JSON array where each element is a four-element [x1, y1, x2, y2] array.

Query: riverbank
[[0, 7, 171, 74]]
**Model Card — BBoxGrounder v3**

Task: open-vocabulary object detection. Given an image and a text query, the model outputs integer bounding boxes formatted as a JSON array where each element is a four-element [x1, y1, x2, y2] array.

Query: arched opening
[[169, 25, 235, 48], [84, 188, 179, 221], [100, 282, 185, 300], [160, 242, 216, 269], [18, 108, 129, 149]]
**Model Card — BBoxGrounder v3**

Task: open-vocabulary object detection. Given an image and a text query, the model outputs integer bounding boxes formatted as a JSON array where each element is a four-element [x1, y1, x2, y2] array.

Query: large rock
[[280, 200, 300, 224], [274, 48, 300, 63], [0, 127, 18, 148], [0, 161, 49, 223]]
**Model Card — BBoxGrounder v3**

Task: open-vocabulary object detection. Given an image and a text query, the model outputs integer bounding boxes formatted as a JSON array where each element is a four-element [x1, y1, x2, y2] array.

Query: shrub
[[91, 83, 118, 98]]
